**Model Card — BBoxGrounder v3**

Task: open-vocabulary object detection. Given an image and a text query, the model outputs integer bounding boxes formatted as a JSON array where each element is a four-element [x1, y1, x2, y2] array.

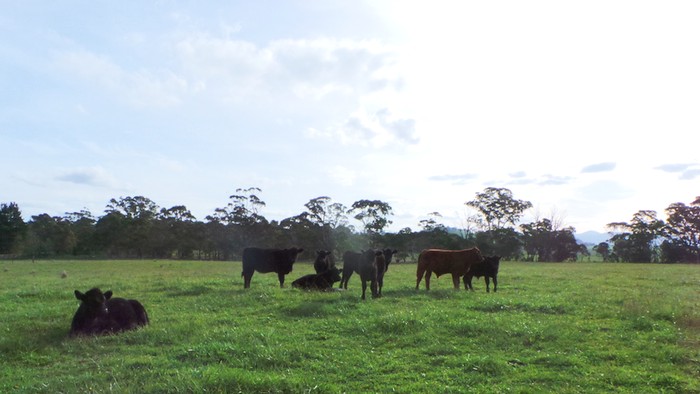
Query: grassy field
[[1, 259, 699, 393]]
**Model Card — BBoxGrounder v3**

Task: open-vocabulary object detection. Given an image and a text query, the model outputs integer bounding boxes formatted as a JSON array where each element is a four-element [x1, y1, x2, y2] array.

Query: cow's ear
[[104, 290, 113, 300], [393, 249, 398, 254], [74, 290, 84, 301], [297, 248, 304, 254]]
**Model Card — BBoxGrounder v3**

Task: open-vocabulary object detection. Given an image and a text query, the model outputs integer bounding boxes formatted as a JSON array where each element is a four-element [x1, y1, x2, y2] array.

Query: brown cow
[[415, 248, 484, 290]]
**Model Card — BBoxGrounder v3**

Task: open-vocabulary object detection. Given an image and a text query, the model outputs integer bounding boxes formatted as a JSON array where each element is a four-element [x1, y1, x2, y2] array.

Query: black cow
[[313, 250, 333, 274], [340, 248, 397, 290], [465, 255, 501, 292], [292, 266, 342, 290], [70, 288, 149, 337], [376, 248, 398, 296], [242, 247, 304, 288]]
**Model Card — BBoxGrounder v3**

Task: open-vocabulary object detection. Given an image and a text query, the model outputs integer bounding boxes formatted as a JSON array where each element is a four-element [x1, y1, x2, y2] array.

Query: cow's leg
[[278, 273, 286, 288], [361, 280, 367, 300], [341, 269, 353, 289], [492, 276, 497, 292], [464, 275, 473, 291], [425, 270, 432, 291], [416, 268, 424, 290], [484, 277, 490, 293], [452, 274, 460, 290], [377, 274, 384, 296], [371, 279, 379, 298], [243, 272, 253, 289]]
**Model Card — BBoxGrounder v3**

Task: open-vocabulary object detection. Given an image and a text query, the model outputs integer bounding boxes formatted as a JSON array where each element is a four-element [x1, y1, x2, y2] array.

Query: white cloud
[[318, 108, 418, 147], [52, 49, 189, 109], [326, 165, 357, 187], [56, 167, 120, 188], [174, 35, 398, 106]]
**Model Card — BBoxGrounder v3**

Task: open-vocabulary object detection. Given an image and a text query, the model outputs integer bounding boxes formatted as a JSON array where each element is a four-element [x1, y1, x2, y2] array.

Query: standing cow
[[241, 247, 304, 288], [416, 248, 484, 290], [339, 250, 363, 290], [465, 255, 501, 292], [70, 288, 149, 337], [313, 250, 333, 274], [340, 248, 397, 290], [376, 248, 398, 296]]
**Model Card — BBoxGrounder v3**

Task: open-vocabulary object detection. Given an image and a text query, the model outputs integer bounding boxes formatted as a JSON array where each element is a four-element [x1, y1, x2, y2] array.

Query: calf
[[416, 248, 484, 290], [70, 288, 149, 337], [465, 255, 501, 292], [241, 247, 304, 288], [292, 266, 342, 290], [313, 250, 333, 274]]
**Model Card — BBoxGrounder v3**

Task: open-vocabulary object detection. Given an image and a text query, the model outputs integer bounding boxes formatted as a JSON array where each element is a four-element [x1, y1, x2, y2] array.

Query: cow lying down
[[70, 288, 149, 337], [292, 266, 342, 291]]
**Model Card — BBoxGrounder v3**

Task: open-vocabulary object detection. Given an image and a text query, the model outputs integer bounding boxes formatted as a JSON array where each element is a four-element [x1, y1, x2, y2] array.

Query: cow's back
[[106, 297, 149, 331], [342, 251, 362, 273], [418, 248, 482, 276], [242, 247, 277, 273]]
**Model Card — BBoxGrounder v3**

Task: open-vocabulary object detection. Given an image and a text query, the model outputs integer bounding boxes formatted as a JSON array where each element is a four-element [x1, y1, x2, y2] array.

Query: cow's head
[[74, 288, 112, 316], [486, 255, 501, 270], [361, 249, 377, 263], [382, 248, 398, 264], [325, 266, 342, 283], [315, 250, 331, 260], [287, 248, 304, 261]]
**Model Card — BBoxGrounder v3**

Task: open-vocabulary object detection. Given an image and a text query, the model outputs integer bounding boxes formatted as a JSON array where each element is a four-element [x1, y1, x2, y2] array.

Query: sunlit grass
[[1, 260, 699, 393]]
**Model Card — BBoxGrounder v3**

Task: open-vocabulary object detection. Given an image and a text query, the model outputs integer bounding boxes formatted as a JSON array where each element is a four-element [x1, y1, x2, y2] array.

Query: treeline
[[1, 187, 698, 263]]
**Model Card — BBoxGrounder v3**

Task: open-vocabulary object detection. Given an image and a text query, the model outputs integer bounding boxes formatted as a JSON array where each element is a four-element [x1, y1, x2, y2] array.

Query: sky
[[1, 1, 699, 234]]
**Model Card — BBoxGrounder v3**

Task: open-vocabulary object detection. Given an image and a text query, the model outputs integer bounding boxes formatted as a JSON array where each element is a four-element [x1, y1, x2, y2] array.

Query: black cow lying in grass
[[313, 250, 333, 274], [70, 288, 149, 337], [292, 266, 342, 290], [465, 255, 501, 292]]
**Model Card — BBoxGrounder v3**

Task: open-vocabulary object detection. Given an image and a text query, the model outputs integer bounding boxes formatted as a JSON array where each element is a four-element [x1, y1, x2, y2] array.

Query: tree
[[348, 199, 393, 236], [0, 202, 26, 254], [157, 205, 199, 259], [466, 187, 533, 231], [25, 214, 76, 257], [101, 196, 160, 258], [475, 228, 523, 260], [607, 210, 665, 262], [520, 218, 582, 262], [300, 196, 349, 251], [64, 209, 97, 256], [594, 242, 611, 262], [206, 187, 269, 256], [418, 212, 446, 233], [661, 199, 700, 263]]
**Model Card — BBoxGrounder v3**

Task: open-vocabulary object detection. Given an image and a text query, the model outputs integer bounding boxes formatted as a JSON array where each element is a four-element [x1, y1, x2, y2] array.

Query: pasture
[[1, 259, 699, 393]]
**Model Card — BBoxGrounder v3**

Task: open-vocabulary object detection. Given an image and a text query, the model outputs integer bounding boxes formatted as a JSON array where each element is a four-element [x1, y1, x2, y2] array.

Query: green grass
[[1, 260, 699, 393]]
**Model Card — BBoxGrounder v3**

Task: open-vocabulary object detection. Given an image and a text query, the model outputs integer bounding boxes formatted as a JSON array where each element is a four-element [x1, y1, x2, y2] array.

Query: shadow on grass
[[470, 302, 568, 315], [381, 287, 466, 299]]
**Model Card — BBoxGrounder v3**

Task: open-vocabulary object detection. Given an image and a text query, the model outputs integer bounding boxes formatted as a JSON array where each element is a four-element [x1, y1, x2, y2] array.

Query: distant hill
[[575, 231, 609, 245], [448, 227, 610, 245]]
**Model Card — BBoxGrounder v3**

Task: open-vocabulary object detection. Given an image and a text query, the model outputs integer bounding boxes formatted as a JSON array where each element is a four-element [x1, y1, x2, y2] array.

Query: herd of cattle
[[69, 247, 500, 337]]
